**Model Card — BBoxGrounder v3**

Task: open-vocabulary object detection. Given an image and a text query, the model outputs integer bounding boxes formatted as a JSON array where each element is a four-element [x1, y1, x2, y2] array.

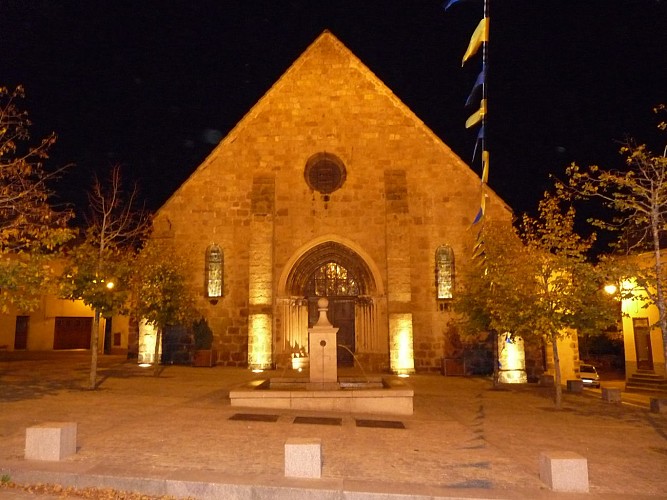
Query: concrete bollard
[[25, 422, 77, 461], [602, 387, 622, 403], [650, 398, 667, 414], [539, 451, 589, 493], [567, 379, 583, 393], [540, 374, 554, 387], [285, 438, 322, 478]]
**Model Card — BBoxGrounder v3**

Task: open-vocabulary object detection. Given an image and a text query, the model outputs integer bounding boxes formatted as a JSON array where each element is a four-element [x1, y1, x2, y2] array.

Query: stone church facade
[[153, 31, 512, 374]]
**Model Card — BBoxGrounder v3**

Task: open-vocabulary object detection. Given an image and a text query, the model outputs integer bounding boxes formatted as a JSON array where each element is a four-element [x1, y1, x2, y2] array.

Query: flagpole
[[481, 0, 488, 161], [481, 0, 489, 167]]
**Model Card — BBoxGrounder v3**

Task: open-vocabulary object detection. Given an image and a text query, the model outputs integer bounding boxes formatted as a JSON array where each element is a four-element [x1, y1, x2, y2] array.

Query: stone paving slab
[[1, 353, 666, 499]]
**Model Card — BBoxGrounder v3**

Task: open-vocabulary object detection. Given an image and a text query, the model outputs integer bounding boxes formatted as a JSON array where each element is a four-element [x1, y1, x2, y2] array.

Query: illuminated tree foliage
[[60, 166, 150, 389], [0, 86, 74, 312], [457, 192, 615, 407], [130, 239, 198, 376], [561, 107, 667, 367]]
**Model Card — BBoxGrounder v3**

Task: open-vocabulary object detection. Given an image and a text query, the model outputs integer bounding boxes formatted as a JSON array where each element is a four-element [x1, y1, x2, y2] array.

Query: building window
[[304, 152, 347, 195], [305, 262, 359, 297], [206, 245, 223, 298], [435, 246, 454, 300]]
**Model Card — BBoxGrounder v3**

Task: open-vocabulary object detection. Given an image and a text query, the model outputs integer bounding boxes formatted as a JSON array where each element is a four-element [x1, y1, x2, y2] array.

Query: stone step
[[631, 372, 665, 380], [627, 375, 667, 385], [626, 385, 667, 394], [626, 379, 667, 393]]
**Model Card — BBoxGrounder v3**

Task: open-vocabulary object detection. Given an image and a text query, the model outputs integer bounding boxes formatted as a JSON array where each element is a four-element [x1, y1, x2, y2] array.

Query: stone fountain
[[229, 298, 413, 415]]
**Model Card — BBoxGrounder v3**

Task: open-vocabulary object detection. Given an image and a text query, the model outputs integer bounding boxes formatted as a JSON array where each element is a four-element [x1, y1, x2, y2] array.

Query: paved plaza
[[1, 352, 666, 499]]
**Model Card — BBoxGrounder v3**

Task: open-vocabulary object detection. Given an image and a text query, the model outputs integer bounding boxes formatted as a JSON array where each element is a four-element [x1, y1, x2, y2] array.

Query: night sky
[[1, 1, 665, 219]]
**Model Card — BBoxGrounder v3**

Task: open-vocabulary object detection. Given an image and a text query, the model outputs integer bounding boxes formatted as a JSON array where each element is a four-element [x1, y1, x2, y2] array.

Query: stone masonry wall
[[154, 32, 513, 371]]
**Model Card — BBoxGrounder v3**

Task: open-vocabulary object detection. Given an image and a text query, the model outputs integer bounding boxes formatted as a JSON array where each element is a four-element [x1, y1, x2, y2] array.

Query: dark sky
[[1, 0, 665, 219]]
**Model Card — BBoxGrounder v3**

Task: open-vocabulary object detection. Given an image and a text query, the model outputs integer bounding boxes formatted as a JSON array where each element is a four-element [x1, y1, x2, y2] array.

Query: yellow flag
[[481, 150, 489, 184], [462, 17, 489, 65], [466, 99, 486, 128]]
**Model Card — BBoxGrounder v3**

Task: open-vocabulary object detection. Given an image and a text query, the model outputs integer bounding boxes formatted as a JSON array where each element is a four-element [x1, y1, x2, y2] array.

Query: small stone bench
[[285, 438, 321, 478], [602, 387, 622, 403], [25, 422, 77, 461], [566, 379, 583, 393], [650, 398, 667, 414], [539, 451, 588, 493]]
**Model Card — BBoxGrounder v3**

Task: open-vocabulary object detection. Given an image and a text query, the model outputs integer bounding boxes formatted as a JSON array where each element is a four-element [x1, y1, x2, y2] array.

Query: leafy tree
[[130, 239, 198, 376], [0, 86, 74, 311], [60, 166, 150, 389], [456, 192, 616, 407], [561, 108, 667, 371]]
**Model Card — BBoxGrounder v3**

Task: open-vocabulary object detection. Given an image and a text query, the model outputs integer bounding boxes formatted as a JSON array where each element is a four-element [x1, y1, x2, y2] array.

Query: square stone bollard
[[539, 451, 588, 493], [540, 374, 554, 387], [650, 398, 667, 414], [25, 422, 77, 461], [285, 438, 321, 478], [566, 379, 583, 393], [602, 387, 622, 403]]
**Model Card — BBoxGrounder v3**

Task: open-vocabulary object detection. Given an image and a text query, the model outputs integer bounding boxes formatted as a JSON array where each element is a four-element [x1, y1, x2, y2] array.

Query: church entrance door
[[305, 261, 360, 367], [308, 296, 355, 366]]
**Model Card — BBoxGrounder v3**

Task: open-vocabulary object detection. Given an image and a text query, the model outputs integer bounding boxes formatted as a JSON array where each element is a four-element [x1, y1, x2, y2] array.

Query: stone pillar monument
[[308, 298, 339, 389]]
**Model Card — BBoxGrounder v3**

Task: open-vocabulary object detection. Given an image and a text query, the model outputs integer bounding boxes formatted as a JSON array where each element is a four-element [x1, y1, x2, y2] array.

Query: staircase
[[626, 370, 667, 393]]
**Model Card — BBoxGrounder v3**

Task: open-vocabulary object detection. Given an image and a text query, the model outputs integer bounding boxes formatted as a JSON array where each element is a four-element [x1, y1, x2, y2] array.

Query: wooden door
[[53, 317, 93, 350], [14, 316, 29, 350], [633, 317, 654, 371], [308, 297, 356, 367]]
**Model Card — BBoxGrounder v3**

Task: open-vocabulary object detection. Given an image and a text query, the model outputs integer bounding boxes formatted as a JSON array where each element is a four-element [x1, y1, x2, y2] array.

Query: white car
[[580, 363, 601, 388]]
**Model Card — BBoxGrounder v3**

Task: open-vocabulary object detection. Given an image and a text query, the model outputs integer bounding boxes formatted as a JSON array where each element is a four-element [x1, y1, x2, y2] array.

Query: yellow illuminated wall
[[620, 277, 666, 377], [248, 313, 273, 369], [389, 313, 415, 374], [247, 219, 274, 370]]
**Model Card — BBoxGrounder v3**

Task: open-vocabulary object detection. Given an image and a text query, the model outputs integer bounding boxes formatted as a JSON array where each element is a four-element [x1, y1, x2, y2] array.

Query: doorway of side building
[[14, 316, 29, 350], [53, 317, 93, 350], [305, 262, 358, 367], [632, 317, 654, 371]]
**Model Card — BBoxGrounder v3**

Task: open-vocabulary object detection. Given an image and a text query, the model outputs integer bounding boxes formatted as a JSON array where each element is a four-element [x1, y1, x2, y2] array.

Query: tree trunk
[[492, 331, 499, 387], [650, 205, 667, 371], [551, 337, 563, 408], [89, 309, 101, 390], [153, 327, 162, 377]]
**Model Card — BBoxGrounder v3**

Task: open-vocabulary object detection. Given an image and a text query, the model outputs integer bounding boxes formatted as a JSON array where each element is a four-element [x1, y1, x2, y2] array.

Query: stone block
[[25, 422, 77, 461], [602, 387, 622, 403], [285, 438, 321, 478], [567, 379, 583, 393], [650, 398, 667, 414], [540, 374, 554, 387], [539, 451, 588, 493]]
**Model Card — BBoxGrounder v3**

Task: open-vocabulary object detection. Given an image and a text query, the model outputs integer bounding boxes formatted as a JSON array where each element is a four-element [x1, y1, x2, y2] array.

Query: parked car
[[580, 363, 601, 388]]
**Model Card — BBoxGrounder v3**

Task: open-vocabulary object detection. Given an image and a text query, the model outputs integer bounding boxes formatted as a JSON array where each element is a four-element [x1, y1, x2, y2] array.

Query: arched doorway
[[280, 240, 382, 369], [304, 262, 359, 365]]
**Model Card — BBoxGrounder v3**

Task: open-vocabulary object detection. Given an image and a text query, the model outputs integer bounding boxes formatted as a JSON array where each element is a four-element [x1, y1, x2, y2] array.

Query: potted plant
[[191, 318, 216, 367]]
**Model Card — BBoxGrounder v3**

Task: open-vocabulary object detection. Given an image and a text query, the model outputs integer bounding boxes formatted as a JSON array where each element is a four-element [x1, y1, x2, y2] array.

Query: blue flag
[[465, 68, 486, 108], [442, 0, 479, 10]]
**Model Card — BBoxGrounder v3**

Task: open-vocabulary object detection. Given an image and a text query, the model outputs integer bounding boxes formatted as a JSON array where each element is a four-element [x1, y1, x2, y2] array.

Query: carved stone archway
[[277, 239, 386, 370]]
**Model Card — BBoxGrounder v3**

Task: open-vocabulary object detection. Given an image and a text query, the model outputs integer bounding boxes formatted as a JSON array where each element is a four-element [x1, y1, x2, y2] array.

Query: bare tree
[[61, 166, 150, 389]]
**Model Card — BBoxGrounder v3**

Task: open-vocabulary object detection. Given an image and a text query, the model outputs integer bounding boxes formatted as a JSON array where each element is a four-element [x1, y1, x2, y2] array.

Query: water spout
[[338, 344, 370, 383]]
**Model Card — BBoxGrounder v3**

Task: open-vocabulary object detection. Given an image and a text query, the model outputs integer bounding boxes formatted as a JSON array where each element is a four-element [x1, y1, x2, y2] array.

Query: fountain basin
[[229, 376, 413, 416]]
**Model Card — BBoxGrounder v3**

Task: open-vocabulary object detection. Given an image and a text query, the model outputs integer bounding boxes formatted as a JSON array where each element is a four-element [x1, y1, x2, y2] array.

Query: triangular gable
[[157, 30, 509, 216]]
